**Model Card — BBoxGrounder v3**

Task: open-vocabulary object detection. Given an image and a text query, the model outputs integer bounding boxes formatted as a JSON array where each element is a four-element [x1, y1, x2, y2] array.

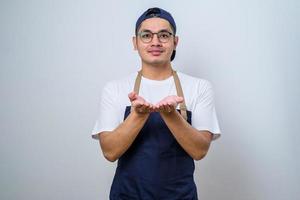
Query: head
[[133, 7, 178, 66]]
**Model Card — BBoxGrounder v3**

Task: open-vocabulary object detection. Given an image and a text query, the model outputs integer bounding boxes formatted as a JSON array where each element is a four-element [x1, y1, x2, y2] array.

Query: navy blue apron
[[109, 70, 198, 200]]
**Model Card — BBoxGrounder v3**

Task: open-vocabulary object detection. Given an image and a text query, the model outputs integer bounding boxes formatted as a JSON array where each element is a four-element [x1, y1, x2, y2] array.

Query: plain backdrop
[[1, 0, 299, 199]]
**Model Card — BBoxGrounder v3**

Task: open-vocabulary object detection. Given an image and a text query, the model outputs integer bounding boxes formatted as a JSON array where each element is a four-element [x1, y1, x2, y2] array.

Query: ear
[[174, 36, 179, 50], [132, 36, 137, 50]]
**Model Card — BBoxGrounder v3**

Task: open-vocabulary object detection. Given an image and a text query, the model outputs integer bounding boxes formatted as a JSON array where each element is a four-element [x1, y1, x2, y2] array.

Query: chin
[[143, 57, 168, 65]]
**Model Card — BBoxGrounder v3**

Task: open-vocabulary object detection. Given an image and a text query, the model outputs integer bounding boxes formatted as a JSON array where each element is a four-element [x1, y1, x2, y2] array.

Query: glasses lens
[[139, 31, 173, 43], [158, 31, 172, 43], [139, 31, 152, 43]]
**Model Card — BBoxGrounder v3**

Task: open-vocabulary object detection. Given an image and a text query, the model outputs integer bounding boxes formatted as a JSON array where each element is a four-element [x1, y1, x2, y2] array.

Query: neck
[[140, 62, 173, 80]]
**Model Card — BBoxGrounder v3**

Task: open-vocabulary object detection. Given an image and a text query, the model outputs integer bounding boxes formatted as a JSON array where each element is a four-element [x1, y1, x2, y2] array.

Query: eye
[[140, 32, 152, 39], [159, 32, 171, 38]]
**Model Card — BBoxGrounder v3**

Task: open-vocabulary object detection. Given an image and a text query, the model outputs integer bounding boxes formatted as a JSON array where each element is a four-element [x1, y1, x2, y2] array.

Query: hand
[[154, 95, 184, 113], [128, 92, 155, 114]]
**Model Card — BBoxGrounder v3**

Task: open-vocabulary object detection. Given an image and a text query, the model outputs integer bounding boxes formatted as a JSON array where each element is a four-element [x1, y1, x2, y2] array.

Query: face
[[133, 18, 178, 66]]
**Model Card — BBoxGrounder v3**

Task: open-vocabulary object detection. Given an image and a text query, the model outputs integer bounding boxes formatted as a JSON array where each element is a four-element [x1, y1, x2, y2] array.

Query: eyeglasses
[[137, 30, 174, 43]]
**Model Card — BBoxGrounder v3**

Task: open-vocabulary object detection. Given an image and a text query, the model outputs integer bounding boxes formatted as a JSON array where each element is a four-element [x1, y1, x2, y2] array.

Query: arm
[[160, 110, 213, 160], [98, 92, 154, 162], [155, 96, 213, 160], [99, 112, 149, 162]]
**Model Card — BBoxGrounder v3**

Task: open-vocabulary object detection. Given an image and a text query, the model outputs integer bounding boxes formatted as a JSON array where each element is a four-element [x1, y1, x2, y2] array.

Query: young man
[[91, 7, 221, 200]]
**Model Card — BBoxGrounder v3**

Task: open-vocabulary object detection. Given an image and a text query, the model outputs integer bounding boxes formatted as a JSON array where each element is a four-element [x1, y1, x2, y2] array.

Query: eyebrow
[[140, 29, 172, 33]]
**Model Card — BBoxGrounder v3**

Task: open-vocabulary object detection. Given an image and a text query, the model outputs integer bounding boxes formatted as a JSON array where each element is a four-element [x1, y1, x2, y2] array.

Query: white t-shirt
[[91, 71, 221, 141]]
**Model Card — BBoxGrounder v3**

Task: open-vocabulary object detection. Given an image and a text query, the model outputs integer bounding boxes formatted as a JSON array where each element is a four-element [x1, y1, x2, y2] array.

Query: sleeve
[[192, 80, 221, 141], [91, 81, 121, 140]]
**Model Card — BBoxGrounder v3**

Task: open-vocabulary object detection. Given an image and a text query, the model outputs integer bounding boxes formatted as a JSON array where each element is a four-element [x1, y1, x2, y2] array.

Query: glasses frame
[[137, 30, 174, 43]]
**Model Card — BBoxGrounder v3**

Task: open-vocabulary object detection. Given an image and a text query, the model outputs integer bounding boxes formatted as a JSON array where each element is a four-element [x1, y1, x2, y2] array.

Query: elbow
[[193, 151, 208, 161], [103, 152, 118, 162], [192, 146, 210, 161], [193, 136, 212, 160], [99, 132, 118, 162], [100, 141, 118, 162]]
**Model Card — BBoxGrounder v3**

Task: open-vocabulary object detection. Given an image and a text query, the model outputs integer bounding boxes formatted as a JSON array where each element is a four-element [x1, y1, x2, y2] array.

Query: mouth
[[148, 49, 163, 56]]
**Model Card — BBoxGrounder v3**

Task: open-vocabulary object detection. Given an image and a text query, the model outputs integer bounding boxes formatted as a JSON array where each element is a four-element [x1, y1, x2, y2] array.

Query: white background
[[1, 0, 299, 199]]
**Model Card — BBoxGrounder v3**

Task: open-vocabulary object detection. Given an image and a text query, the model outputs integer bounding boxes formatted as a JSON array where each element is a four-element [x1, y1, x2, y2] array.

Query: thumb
[[176, 96, 184, 103], [128, 92, 137, 101]]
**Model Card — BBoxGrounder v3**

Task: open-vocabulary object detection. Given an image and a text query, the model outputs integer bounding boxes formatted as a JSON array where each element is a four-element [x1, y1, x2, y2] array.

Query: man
[[91, 7, 221, 200]]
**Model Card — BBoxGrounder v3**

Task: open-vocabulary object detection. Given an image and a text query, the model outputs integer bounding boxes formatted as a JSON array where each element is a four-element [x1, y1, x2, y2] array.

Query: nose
[[151, 33, 161, 46]]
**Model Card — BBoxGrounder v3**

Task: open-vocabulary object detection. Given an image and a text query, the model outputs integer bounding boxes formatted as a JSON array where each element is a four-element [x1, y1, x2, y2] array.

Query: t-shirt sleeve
[[192, 80, 221, 141], [91, 81, 121, 140]]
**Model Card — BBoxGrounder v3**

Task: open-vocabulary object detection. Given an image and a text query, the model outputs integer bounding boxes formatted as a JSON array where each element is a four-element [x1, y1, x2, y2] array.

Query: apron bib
[[109, 70, 198, 200]]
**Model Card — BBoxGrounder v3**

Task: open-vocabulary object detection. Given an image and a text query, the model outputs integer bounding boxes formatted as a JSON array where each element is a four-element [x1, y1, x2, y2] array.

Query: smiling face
[[133, 18, 178, 66]]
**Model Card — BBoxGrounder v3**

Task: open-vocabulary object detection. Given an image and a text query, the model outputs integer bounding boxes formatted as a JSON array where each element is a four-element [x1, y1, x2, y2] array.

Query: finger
[[134, 105, 144, 113], [151, 104, 158, 112], [140, 104, 147, 112], [154, 102, 160, 109], [140, 104, 150, 113], [146, 104, 152, 112], [163, 104, 171, 113], [149, 104, 155, 112], [167, 103, 175, 111], [145, 103, 154, 112], [158, 103, 164, 111], [160, 104, 166, 112], [137, 102, 144, 108], [167, 104, 173, 112], [156, 103, 163, 112], [132, 101, 144, 108], [163, 102, 172, 111]]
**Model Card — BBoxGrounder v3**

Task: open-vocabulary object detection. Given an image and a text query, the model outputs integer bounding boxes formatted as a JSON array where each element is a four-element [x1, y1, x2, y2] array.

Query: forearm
[[160, 110, 212, 160], [99, 111, 149, 162]]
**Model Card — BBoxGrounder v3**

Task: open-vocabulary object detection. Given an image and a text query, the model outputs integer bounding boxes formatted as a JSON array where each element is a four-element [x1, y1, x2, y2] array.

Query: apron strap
[[130, 71, 142, 113], [131, 69, 188, 121], [172, 70, 188, 121], [133, 70, 142, 94]]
